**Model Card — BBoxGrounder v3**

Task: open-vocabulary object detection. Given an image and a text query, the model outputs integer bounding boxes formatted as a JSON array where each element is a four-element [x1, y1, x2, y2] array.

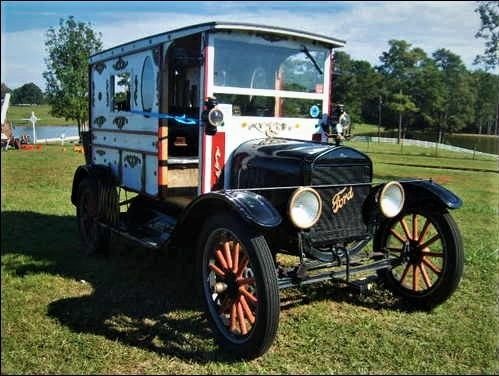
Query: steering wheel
[[249, 67, 267, 103], [250, 66, 267, 89]]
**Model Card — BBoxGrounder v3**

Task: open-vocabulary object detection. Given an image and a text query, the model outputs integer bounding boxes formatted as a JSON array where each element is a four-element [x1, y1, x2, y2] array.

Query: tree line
[[334, 1, 498, 140], [334, 43, 498, 140], [1, 82, 45, 105]]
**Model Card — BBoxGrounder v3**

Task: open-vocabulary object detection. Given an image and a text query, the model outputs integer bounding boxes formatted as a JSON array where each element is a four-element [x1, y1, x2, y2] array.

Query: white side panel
[[91, 47, 160, 196], [91, 146, 120, 176], [92, 131, 156, 153], [122, 151, 143, 192]]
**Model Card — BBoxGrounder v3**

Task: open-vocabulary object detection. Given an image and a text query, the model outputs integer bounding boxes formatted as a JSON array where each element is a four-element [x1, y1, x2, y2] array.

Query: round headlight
[[379, 181, 405, 218], [208, 108, 224, 127], [289, 187, 322, 229]]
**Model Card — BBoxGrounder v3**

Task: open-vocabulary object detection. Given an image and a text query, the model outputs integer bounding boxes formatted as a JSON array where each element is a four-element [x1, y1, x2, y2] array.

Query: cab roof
[[90, 21, 346, 64]]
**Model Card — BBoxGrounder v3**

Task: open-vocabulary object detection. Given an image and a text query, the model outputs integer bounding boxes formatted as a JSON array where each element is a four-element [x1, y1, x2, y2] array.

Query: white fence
[[353, 136, 498, 159], [35, 136, 79, 144]]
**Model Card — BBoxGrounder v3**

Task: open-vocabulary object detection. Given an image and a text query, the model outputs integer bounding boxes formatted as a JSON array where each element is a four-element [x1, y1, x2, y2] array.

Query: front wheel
[[375, 209, 464, 309], [197, 214, 280, 359]]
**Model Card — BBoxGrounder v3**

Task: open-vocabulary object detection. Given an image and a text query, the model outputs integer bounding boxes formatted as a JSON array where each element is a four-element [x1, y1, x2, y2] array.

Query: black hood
[[227, 138, 372, 189]]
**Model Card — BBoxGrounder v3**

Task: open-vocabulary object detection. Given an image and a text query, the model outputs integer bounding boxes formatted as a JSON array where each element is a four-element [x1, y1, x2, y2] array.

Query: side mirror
[[202, 97, 224, 136]]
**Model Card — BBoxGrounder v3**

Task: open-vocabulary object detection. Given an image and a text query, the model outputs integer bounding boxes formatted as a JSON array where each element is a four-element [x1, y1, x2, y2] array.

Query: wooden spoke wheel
[[375, 209, 463, 308], [198, 214, 279, 359]]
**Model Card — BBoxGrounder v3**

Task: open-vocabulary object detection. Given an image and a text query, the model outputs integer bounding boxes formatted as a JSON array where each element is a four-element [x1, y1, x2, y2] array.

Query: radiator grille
[[309, 165, 371, 244]]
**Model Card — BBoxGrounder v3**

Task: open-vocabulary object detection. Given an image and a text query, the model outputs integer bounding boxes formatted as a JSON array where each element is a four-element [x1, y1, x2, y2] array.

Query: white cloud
[[1, 1, 494, 89]]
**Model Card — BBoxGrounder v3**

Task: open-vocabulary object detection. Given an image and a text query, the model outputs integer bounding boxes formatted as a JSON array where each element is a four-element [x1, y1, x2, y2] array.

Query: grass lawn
[[7, 105, 74, 126], [1, 143, 498, 374]]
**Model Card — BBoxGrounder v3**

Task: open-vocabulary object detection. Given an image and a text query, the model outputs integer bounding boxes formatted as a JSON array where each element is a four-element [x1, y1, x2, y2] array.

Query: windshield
[[213, 33, 329, 118], [214, 35, 328, 93]]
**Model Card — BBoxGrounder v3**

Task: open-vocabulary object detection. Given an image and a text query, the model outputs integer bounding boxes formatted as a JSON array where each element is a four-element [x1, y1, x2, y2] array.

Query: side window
[[112, 72, 131, 112], [141, 56, 155, 112]]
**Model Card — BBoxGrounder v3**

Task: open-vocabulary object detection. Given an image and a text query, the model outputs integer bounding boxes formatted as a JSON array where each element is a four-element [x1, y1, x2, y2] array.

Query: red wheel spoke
[[412, 214, 418, 241], [412, 264, 419, 291], [419, 264, 432, 289], [237, 302, 248, 335], [422, 257, 442, 275], [209, 263, 226, 277], [236, 256, 249, 279], [224, 241, 233, 270], [400, 218, 412, 240], [399, 263, 411, 284], [418, 219, 431, 244], [390, 228, 406, 244], [418, 234, 440, 251], [240, 295, 255, 324], [236, 277, 255, 287], [230, 303, 238, 332], [215, 249, 228, 270], [232, 243, 240, 273], [421, 250, 444, 258], [239, 286, 258, 304]]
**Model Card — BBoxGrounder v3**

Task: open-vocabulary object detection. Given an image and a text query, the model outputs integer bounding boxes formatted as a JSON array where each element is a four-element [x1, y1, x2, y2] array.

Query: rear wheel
[[375, 208, 464, 308], [197, 214, 279, 359], [76, 177, 118, 255]]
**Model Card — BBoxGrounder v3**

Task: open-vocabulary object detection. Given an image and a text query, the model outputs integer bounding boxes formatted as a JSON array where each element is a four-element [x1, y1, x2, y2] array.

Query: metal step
[[98, 222, 169, 250]]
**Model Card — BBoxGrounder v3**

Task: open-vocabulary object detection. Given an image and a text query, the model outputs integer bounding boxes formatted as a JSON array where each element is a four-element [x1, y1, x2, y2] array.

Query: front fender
[[363, 179, 462, 225], [177, 190, 282, 230], [400, 180, 462, 210]]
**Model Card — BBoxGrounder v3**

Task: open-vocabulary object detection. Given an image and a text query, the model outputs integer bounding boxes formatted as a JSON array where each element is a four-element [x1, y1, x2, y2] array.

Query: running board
[[277, 258, 398, 290], [98, 222, 167, 250]]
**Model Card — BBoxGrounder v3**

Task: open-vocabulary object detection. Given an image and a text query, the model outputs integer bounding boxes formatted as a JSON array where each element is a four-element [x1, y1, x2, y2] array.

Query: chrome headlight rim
[[288, 187, 322, 229], [379, 181, 405, 218]]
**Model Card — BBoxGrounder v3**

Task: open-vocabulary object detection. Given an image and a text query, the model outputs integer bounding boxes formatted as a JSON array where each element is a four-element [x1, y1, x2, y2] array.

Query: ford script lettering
[[331, 186, 354, 214]]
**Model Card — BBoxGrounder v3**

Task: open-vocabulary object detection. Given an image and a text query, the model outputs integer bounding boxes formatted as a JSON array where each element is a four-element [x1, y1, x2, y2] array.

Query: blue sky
[[1, 1, 493, 90]]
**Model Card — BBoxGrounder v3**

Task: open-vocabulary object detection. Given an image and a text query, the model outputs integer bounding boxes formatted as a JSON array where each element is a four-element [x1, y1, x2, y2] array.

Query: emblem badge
[[331, 186, 354, 214]]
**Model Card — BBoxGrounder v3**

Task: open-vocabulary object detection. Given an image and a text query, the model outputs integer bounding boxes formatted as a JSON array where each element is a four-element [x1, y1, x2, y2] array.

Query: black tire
[[375, 208, 464, 309], [196, 214, 280, 359], [76, 178, 116, 255]]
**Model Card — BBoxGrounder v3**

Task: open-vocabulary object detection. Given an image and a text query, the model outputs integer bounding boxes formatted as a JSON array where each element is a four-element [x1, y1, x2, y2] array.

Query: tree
[[387, 91, 418, 143], [474, 1, 499, 135], [474, 1, 499, 71], [1, 83, 11, 100], [407, 58, 445, 134], [471, 70, 499, 134], [433, 49, 475, 140], [11, 82, 44, 105], [378, 40, 426, 142], [43, 16, 102, 134], [333, 51, 382, 123]]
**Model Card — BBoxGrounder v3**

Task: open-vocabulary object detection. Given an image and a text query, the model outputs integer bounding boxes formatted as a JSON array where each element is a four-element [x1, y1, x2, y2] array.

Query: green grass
[[352, 122, 383, 135], [1, 143, 498, 374], [7, 105, 74, 126]]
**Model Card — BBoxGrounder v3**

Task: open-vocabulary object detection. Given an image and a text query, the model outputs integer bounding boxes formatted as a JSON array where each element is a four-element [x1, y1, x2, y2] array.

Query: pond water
[[11, 125, 79, 140]]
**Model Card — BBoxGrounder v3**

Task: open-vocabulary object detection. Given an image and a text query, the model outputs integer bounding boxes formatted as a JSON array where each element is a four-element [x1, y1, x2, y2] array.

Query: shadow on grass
[[1, 210, 232, 363], [1, 210, 421, 362]]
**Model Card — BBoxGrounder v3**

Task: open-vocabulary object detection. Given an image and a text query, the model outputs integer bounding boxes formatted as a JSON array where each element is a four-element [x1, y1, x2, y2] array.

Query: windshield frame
[[211, 31, 331, 103]]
